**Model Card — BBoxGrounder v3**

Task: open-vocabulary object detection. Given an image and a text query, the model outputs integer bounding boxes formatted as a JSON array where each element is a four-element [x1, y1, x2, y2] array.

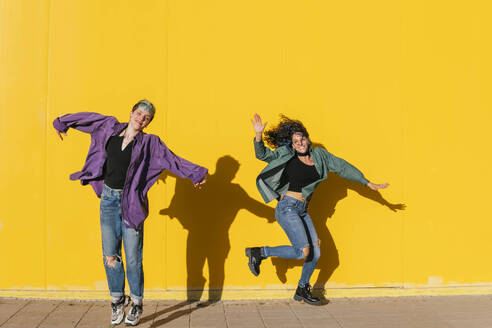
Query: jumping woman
[[246, 114, 388, 305], [53, 100, 207, 326]]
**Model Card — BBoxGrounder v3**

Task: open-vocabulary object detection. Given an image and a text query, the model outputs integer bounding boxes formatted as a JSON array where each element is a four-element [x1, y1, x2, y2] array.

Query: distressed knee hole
[[314, 240, 321, 247], [105, 255, 121, 269], [302, 246, 310, 258]]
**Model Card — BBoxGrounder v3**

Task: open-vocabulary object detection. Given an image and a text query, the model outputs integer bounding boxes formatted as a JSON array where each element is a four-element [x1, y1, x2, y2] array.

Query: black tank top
[[284, 156, 320, 192], [103, 136, 133, 189]]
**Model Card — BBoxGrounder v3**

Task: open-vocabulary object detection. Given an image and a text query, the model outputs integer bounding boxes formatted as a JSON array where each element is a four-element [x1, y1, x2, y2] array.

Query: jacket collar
[[113, 122, 145, 142]]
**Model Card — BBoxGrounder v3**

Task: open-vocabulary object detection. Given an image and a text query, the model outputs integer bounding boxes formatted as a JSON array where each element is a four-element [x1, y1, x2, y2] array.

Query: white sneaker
[[124, 302, 143, 326], [111, 295, 130, 325]]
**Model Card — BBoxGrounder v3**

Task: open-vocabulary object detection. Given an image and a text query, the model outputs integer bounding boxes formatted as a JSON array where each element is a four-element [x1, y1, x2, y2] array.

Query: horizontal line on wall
[[2, 286, 492, 300]]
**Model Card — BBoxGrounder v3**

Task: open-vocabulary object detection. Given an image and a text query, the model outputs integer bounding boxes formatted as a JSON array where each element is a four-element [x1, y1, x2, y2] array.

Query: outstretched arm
[[53, 112, 117, 140], [322, 149, 389, 190], [152, 136, 208, 188], [322, 150, 369, 185]]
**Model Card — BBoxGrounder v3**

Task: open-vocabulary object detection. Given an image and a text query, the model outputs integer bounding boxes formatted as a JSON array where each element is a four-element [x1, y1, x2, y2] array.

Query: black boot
[[293, 284, 321, 305], [245, 247, 263, 276]]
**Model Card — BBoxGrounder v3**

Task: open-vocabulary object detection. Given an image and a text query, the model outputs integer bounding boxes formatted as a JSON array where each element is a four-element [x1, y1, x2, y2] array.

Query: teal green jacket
[[254, 139, 369, 203]]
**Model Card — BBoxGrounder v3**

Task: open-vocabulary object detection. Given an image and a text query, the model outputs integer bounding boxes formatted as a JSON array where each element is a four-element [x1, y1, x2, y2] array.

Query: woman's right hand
[[251, 113, 267, 141]]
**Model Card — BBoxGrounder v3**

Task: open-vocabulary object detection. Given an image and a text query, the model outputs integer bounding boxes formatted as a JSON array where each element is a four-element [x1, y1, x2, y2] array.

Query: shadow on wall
[[270, 142, 406, 297], [159, 155, 275, 302]]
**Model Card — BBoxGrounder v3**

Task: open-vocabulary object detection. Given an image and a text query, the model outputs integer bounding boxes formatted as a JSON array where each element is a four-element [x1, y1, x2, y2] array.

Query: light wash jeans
[[262, 195, 320, 287], [100, 184, 144, 301]]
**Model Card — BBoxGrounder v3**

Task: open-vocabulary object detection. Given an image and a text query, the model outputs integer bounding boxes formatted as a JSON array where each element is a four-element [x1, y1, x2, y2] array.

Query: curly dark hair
[[264, 114, 310, 149]]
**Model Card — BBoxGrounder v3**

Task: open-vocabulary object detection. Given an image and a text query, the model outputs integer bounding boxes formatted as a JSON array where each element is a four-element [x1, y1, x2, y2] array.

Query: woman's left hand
[[367, 182, 389, 190], [194, 177, 207, 189]]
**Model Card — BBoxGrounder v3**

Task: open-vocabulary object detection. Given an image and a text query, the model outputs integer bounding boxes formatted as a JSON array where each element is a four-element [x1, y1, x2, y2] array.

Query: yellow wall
[[2, 0, 492, 299]]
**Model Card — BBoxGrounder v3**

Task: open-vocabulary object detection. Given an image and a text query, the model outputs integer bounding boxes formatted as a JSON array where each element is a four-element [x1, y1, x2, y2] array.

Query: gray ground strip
[[1, 295, 492, 328]]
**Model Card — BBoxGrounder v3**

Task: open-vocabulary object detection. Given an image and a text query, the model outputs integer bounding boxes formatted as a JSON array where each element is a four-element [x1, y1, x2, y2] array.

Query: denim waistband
[[279, 195, 309, 211], [103, 184, 123, 196]]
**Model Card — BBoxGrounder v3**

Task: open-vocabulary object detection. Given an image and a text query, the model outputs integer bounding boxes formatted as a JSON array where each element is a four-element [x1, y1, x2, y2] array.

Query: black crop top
[[103, 136, 133, 189], [284, 156, 320, 192]]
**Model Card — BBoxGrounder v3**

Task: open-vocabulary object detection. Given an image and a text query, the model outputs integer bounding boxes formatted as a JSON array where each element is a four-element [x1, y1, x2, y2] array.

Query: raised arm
[[53, 112, 118, 139], [251, 113, 279, 163], [151, 136, 208, 187]]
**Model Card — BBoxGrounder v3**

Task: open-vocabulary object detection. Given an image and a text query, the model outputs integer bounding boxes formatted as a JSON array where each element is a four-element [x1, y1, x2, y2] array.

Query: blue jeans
[[262, 195, 320, 287], [100, 184, 144, 301]]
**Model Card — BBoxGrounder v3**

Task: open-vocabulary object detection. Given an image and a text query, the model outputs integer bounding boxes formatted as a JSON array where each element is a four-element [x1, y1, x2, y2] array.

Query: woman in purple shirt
[[53, 100, 207, 326]]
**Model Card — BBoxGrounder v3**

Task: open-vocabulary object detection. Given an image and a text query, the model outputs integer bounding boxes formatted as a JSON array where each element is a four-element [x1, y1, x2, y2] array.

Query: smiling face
[[129, 108, 153, 131], [291, 132, 310, 154]]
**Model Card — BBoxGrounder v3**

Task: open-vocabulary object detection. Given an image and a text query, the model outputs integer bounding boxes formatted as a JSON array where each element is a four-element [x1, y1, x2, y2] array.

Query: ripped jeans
[[100, 184, 144, 301], [262, 195, 320, 288]]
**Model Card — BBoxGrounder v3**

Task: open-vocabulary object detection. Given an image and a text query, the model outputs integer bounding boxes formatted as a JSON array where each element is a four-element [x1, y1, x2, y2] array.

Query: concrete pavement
[[1, 295, 492, 328]]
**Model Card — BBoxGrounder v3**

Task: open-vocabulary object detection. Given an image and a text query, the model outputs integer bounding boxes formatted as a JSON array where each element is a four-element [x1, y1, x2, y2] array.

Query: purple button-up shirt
[[53, 112, 208, 229]]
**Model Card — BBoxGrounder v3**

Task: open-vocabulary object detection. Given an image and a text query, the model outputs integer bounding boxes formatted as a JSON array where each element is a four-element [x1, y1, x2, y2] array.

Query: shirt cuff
[[53, 118, 67, 133]]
